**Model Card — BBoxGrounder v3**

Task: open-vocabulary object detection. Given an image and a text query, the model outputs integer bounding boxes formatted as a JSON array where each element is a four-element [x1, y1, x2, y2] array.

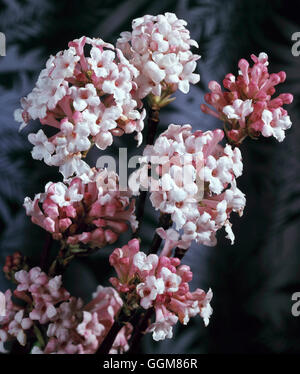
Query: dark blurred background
[[0, 0, 300, 354]]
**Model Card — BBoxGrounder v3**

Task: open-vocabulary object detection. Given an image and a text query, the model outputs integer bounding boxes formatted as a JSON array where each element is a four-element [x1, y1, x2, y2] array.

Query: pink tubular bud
[[277, 71, 286, 82], [200, 104, 220, 119], [72, 111, 83, 123], [238, 59, 250, 85], [208, 80, 222, 93], [104, 229, 119, 244], [279, 93, 293, 104], [223, 74, 235, 90]]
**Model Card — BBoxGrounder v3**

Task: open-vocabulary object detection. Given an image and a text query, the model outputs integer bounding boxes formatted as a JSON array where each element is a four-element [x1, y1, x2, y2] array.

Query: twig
[[146, 106, 160, 145], [174, 246, 187, 260], [133, 106, 160, 238], [148, 213, 172, 254], [132, 190, 147, 239], [96, 213, 171, 355], [39, 232, 53, 272], [127, 308, 154, 354], [96, 309, 130, 354]]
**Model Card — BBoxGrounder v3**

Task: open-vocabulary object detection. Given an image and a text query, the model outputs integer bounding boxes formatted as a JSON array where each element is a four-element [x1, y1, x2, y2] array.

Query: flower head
[[130, 124, 245, 248], [24, 168, 137, 249], [15, 37, 145, 179], [201, 52, 293, 144], [109, 240, 212, 341], [117, 13, 200, 99], [1, 267, 127, 354]]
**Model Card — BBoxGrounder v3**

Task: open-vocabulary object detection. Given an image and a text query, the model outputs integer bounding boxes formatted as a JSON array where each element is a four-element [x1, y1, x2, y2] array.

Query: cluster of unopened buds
[[24, 168, 137, 249], [200, 52, 293, 144], [0, 12, 293, 354]]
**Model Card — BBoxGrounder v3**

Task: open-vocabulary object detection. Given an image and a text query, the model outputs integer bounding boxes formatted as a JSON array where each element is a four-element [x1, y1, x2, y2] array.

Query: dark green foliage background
[[0, 0, 300, 353]]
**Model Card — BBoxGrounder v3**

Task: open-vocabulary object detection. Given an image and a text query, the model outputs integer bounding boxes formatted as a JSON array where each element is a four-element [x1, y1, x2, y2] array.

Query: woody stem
[[133, 106, 160, 239], [39, 232, 53, 272]]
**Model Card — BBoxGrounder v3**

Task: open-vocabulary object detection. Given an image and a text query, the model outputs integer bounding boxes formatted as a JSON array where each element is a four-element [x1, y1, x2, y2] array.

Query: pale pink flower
[[156, 228, 180, 257], [76, 311, 105, 352], [0, 290, 21, 353], [109, 324, 133, 354], [47, 297, 83, 344], [159, 267, 181, 293], [86, 285, 123, 330], [109, 239, 140, 290], [136, 276, 165, 309], [147, 304, 178, 341], [0, 290, 20, 326], [0, 289, 33, 352], [42, 285, 123, 354], [14, 267, 48, 292], [8, 310, 33, 346], [9, 267, 70, 326]]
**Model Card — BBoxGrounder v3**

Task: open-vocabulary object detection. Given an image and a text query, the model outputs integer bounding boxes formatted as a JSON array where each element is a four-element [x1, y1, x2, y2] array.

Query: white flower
[[148, 314, 178, 341], [199, 288, 213, 327], [8, 310, 33, 346], [59, 156, 92, 181], [48, 182, 83, 207], [136, 276, 165, 309], [70, 84, 100, 111], [76, 311, 105, 346], [223, 99, 253, 121], [50, 47, 80, 79], [28, 129, 55, 164], [31, 346, 44, 354], [133, 252, 158, 272], [160, 267, 181, 293], [14, 108, 29, 131], [262, 108, 292, 142], [88, 47, 115, 78]]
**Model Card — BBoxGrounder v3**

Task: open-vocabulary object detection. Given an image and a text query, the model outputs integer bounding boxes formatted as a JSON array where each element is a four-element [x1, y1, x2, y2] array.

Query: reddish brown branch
[[40, 232, 53, 272], [133, 106, 160, 239]]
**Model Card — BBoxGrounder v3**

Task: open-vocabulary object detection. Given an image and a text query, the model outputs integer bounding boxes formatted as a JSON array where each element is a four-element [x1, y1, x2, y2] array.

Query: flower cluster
[[14, 36, 145, 180], [117, 12, 200, 99], [9, 10, 294, 355], [130, 124, 245, 248], [109, 239, 212, 341], [201, 52, 293, 144], [0, 267, 69, 352], [24, 168, 137, 249], [0, 267, 131, 354]]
